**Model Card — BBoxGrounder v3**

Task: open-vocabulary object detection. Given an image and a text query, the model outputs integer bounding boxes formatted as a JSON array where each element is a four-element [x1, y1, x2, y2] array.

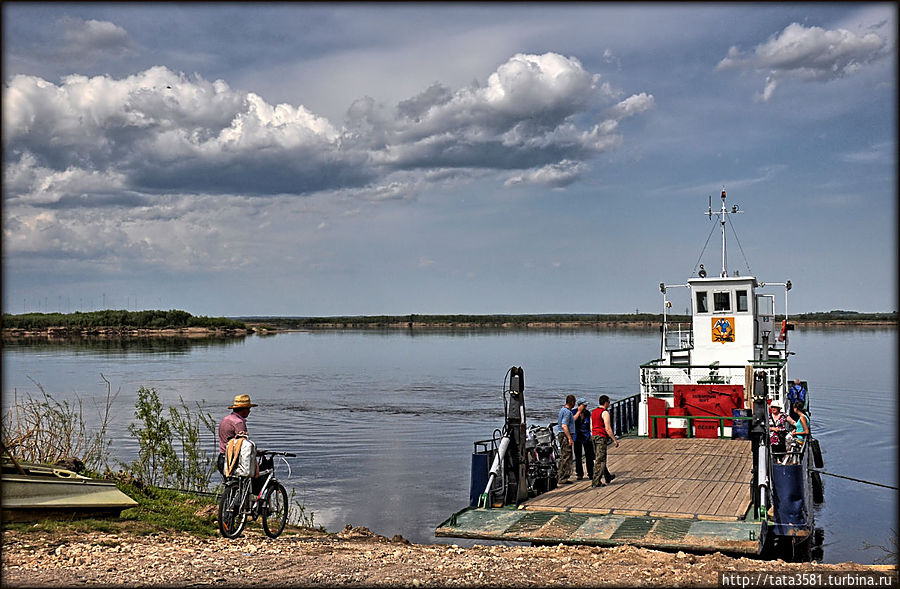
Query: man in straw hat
[[217, 394, 258, 476]]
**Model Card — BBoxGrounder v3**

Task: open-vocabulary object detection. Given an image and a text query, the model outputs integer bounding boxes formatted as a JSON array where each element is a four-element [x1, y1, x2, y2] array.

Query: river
[[1, 327, 896, 564]]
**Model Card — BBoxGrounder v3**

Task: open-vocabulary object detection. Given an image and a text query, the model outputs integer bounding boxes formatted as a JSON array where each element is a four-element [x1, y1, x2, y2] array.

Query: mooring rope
[[811, 469, 898, 490]]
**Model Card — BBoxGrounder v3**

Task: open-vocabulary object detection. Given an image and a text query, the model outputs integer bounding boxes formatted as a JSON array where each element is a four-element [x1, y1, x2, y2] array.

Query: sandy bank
[[2, 527, 895, 587]]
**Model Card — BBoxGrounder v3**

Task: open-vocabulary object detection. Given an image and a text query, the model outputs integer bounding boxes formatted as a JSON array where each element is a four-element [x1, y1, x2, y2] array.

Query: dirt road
[[2, 526, 896, 587]]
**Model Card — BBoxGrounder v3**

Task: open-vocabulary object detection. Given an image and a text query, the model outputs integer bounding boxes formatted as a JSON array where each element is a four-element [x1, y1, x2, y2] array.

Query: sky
[[2, 3, 897, 317]]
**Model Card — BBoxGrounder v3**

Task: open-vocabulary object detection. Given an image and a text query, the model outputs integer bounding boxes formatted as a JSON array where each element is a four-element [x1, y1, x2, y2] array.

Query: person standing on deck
[[556, 395, 576, 485], [787, 378, 807, 420], [217, 394, 257, 476], [590, 395, 619, 488], [572, 398, 595, 481]]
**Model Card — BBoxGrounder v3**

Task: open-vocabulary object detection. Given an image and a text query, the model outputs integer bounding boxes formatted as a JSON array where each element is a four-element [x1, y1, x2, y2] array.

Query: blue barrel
[[469, 452, 490, 506], [731, 408, 751, 439]]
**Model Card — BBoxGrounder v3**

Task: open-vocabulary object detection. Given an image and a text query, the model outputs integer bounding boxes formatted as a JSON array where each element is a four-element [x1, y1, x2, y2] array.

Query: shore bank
[[1, 326, 252, 340], [2, 527, 896, 587], [2, 320, 894, 342]]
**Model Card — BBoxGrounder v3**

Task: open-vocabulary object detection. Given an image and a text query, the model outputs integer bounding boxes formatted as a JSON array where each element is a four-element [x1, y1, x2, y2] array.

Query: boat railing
[[610, 394, 640, 437], [771, 449, 805, 465], [640, 359, 786, 403], [648, 413, 753, 439]]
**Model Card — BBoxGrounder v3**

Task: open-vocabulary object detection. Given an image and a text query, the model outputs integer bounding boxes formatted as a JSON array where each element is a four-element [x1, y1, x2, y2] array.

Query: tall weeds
[[126, 387, 217, 493], [1, 375, 117, 472]]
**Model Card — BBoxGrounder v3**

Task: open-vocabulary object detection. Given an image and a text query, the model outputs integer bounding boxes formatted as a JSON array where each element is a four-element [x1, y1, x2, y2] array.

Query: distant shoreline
[[2, 319, 895, 341], [1, 326, 252, 340]]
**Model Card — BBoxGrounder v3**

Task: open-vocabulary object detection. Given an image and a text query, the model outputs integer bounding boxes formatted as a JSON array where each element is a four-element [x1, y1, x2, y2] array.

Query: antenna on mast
[[704, 187, 742, 277]]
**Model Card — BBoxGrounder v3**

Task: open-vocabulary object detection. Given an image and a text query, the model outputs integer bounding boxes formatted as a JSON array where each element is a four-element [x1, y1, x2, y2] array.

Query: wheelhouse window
[[695, 291, 708, 313], [713, 291, 731, 312], [736, 290, 749, 312]]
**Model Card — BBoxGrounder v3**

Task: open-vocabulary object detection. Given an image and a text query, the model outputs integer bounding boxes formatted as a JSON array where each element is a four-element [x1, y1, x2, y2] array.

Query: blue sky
[[2, 3, 896, 316]]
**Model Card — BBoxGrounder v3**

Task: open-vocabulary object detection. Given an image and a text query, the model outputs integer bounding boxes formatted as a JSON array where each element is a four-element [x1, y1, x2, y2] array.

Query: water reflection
[[2, 335, 246, 356], [1, 329, 896, 563]]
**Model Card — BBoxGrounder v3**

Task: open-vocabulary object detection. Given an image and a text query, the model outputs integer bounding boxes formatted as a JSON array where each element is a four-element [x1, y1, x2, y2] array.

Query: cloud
[[57, 17, 134, 61], [2, 53, 653, 271], [504, 159, 588, 188], [840, 141, 894, 165], [4, 53, 652, 199], [716, 22, 887, 101]]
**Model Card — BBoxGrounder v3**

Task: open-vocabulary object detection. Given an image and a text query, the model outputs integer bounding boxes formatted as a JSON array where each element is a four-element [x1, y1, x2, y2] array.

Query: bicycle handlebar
[[256, 450, 296, 457]]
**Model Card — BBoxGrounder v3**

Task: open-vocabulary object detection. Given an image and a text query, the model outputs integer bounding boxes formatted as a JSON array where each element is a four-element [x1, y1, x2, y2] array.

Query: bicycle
[[218, 449, 295, 539]]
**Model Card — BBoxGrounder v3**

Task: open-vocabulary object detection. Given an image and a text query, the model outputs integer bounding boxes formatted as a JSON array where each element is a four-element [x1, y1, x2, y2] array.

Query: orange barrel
[[667, 407, 688, 438]]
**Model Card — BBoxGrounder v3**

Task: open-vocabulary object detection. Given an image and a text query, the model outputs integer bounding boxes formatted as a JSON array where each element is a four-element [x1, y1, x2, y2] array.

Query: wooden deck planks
[[525, 437, 753, 518]]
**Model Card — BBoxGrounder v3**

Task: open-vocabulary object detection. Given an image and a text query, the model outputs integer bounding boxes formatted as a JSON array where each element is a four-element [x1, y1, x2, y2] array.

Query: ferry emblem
[[711, 317, 735, 343]]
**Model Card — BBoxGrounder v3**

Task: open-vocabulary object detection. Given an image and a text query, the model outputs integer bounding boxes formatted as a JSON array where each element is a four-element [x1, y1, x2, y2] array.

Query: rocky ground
[[2, 526, 896, 587]]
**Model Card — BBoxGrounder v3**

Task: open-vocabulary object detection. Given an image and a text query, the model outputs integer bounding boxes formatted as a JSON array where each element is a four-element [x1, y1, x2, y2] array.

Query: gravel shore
[[3, 526, 896, 587]]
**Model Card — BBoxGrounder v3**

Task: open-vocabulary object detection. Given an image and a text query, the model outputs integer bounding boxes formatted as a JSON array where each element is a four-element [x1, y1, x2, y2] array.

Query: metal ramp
[[436, 437, 762, 554], [435, 507, 764, 554]]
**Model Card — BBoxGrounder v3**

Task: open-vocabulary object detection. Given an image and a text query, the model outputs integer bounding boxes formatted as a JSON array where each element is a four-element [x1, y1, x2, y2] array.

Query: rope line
[[812, 469, 898, 490], [728, 217, 753, 276], [690, 219, 719, 280]]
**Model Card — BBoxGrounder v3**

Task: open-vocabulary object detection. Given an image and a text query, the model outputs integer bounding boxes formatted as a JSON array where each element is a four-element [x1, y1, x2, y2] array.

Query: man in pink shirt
[[217, 394, 257, 476]]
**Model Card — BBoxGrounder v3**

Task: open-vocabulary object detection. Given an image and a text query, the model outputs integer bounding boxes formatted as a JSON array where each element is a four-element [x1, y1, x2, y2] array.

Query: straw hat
[[229, 394, 258, 409]]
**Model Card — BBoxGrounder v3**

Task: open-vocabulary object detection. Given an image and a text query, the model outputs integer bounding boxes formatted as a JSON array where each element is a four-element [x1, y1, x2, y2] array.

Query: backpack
[[225, 432, 258, 477]]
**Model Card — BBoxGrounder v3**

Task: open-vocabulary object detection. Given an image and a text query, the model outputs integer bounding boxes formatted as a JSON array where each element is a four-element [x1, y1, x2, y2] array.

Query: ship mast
[[707, 188, 741, 277]]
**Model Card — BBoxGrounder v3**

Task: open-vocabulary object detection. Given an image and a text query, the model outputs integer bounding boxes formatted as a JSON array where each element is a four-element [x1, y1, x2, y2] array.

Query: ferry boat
[[436, 190, 823, 558]]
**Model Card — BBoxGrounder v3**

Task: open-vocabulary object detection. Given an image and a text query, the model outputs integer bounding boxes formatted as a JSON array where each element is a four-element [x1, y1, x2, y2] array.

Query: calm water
[[2, 328, 896, 564]]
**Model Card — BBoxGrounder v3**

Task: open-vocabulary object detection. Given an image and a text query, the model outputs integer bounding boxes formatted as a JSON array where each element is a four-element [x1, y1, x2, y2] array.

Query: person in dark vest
[[572, 398, 595, 481], [590, 395, 618, 488]]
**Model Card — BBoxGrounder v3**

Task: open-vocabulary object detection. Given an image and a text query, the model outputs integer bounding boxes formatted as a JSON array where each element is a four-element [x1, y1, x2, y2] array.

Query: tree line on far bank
[[240, 313, 684, 329], [3, 309, 894, 332], [2, 310, 246, 330], [238, 310, 897, 329]]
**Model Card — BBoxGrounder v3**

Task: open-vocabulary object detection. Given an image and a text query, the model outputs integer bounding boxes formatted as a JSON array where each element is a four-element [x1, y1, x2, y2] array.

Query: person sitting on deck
[[782, 401, 810, 465], [768, 402, 788, 457]]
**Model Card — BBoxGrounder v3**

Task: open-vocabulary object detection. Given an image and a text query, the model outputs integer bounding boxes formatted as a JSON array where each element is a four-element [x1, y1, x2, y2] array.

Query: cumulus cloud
[[4, 54, 651, 199], [716, 22, 887, 100], [3, 52, 653, 269], [57, 17, 134, 61]]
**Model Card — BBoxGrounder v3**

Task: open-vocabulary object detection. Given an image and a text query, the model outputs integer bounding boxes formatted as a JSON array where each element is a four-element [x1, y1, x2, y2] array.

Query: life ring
[[777, 320, 786, 342]]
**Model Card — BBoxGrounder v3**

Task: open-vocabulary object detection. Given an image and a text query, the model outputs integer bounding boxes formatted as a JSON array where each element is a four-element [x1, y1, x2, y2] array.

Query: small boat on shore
[[1, 457, 137, 521], [436, 190, 823, 559]]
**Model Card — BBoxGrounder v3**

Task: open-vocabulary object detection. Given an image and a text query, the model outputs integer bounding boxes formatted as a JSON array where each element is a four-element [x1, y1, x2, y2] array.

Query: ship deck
[[436, 436, 762, 553], [525, 437, 753, 519]]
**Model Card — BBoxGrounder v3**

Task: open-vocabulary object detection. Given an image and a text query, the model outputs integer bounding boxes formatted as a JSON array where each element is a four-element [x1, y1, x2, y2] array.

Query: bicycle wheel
[[218, 479, 248, 538], [261, 481, 288, 539]]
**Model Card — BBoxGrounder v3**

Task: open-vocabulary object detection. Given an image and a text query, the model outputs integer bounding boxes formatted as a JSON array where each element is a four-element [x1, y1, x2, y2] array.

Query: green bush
[[126, 388, 217, 493], [2, 310, 246, 330]]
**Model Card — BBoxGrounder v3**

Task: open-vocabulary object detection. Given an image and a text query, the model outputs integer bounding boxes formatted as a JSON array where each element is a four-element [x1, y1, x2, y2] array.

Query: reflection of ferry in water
[[436, 189, 823, 559]]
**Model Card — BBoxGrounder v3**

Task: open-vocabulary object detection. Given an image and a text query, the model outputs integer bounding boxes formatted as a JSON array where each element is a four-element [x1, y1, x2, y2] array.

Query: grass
[[116, 482, 219, 536], [3, 478, 324, 540], [2, 481, 219, 537]]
